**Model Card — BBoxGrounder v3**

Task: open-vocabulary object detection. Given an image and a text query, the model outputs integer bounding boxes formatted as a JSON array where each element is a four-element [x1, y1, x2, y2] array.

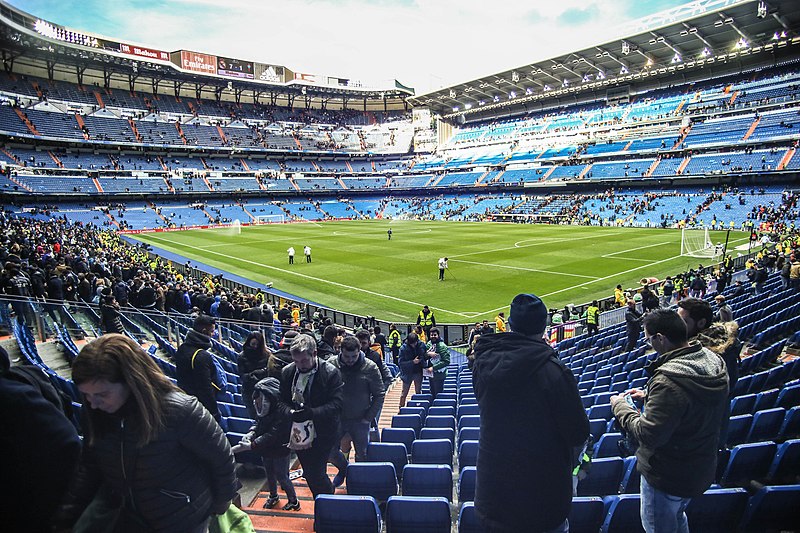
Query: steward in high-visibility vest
[[416, 305, 436, 336], [583, 301, 600, 336]]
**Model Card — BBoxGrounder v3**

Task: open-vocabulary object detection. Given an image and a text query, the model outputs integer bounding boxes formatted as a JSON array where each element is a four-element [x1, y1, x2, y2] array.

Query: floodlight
[[621, 41, 630, 55], [701, 47, 711, 57], [452, 106, 459, 112], [464, 103, 472, 109], [493, 95, 500, 102], [671, 53, 682, 63], [511, 71, 520, 82], [735, 37, 749, 49], [525, 87, 533, 94], [509, 91, 516, 98], [597, 71, 605, 80], [449, 89, 456, 98], [757, 1, 767, 18], [620, 66, 629, 75]]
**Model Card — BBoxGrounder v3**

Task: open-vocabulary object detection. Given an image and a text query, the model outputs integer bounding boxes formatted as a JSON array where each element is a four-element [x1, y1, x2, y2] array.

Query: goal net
[[255, 214, 285, 225], [680, 227, 719, 258]]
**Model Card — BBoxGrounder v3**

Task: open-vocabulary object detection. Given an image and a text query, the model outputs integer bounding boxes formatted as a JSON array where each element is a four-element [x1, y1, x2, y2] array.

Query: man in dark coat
[[276, 333, 343, 497], [472, 293, 589, 533], [625, 298, 643, 351], [175, 314, 223, 420]]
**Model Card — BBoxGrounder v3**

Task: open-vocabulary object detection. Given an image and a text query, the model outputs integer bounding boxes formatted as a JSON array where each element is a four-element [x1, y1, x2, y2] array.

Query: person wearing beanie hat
[[471, 293, 588, 533]]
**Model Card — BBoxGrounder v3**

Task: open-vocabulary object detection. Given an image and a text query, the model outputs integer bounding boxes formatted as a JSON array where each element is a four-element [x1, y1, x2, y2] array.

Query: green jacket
[[426, 340, 450, 380]]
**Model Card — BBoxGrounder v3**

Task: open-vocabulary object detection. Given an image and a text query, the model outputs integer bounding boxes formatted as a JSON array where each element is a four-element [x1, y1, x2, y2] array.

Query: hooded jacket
[[695, 321, 741, 395], [613, 341, 729, 497], [249, 378, 291, 458], [472, 332, 589, 532]]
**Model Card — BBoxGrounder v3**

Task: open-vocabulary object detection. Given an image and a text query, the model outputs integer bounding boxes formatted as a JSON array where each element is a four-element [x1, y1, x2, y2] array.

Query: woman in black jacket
[[237, 331, 271, 419], [56, 334, 237, 533]]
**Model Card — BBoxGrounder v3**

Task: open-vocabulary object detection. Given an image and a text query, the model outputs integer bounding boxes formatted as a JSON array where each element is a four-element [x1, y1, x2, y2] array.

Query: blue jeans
[[640, 476, 690, 533]]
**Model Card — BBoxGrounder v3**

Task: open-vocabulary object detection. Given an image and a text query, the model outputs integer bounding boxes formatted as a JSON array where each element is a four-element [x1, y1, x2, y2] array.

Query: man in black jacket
[[611, 309, 728, 533], [625, 298, 643, 352], [175, 314, 223, 420], [277, 333, 343, 497], [472, 293, 589, 533]]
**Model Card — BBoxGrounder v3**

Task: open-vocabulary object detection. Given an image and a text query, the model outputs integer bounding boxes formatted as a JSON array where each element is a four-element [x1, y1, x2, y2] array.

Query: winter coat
[[612, 342, 729, 497], [695, 321, 742, 396], [277, 357, 343, 444], [248, 378, 291, 459], [398, 340, 427, 382], [100, 301, 125, 335], [331, 354, 385, 422], [175, 329, 220, 418], [237, 346, 269, 419], [56, 392, 236, 533], [472, 332, 589, 532]]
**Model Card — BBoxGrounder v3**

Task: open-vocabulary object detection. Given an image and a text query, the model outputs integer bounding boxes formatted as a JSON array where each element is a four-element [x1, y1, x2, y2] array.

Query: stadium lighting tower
[[757, 0, 768, 18], [621, 41, 630, 55]]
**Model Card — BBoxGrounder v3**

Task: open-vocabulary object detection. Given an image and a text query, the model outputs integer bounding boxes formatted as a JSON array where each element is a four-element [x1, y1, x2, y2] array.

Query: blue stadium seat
[[457, 502, 480, 533], [392, 414, 422, 437], [619, 456, 641, 494], [314, 494, 381, 533], [589, 418, 608, 440], [457, 415, 481, 432], [746, 408, 786, 443], [385, 495, 452, 533], [779, 406, 800, 441], [720, 441, 777, 488], [411, 439, 453, 466], [411, 394, 433, 402], [594, 433, 623, 458], [425, 415, 456, 432], [225, 416, 253, 434], [568, 496, 605, 533], [458, 466, 477, 502], [399, 406, 426, 418], [739, 484, 800, 532], [457, 427, 480, 447], [730, 394, 757, 416], [366, 443, 408, 481], [406, 399, 430, 413], [431, 398, 456, 409], [346, 462, 398, 503], [458, 440, 479, 471], [685, 488, 748, 533], [766, 439, 800, 484], [381, 428, 416, 454], [588, 403, 613, 421], [727, 414, 754, 447], [419, 427, 455, 448], [427, 406, 455, 418], [776, 384, 800, 410], [601, 494, 644, 533], [577, 457, 625, 497], [456, 404, 480, 419], [401, 464, 453, 501], [753, 388, 779, 413]]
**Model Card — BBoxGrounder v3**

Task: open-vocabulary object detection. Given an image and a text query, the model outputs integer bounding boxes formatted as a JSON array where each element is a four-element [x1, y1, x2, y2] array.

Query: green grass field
[[131, 220, 748, 323]]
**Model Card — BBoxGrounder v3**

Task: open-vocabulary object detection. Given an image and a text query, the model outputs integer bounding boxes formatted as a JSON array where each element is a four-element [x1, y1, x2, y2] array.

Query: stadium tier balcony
[[650, 156, 685, 177], [81, 114, 138, 144], [280, 200, 325, 221], [202, 157, 246, 172], [9, 147, 60, 168], [350, 199, 382, 217], [116, 155, 166, 171], [116, 206, 169, 230], [208, 177, 259, 192], [681, 150, 783, 176], [547, 164, 588, 180], [258, 177, 295, 191], [244, 202, 286, 218], [317, 199, 354, 218], [97, 176, 167, 194], [0, 104, 30, 135], [135, 120, 186, 146], [294, 177, 343, 191], [181, 122, 228, 148], [748, 109, 800, 142], [583, 140, 631, 156], [14, 174, 98, 193], [682, 114, 757, 149], [496, 168, 548, 183], [626, 135, 677, 153], [436, 171, 484, 187], [589, 159, 656, 180], [245, 159, 282, 171], [22, 107, 87, 141], [341, 177, 386, 189], [0, 73, 41, 98], [315, 160, 350, 172], [103, 87, 148, 112], [205, 203, 248, 223], [283, 160, 317, 173], [391, 175, 432, 188]]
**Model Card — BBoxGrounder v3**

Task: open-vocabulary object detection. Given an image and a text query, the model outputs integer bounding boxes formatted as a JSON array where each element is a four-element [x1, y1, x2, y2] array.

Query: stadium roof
[[409, 0, 800, 120]]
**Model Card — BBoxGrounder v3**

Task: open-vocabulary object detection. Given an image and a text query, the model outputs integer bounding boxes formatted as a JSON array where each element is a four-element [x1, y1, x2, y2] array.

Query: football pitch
[[131, 220, 748, 323]]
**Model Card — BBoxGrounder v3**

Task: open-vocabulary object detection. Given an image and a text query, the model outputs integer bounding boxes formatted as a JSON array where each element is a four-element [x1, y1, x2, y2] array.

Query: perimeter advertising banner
[[173, 50, 217, 75], [217, 56, 254, 79]]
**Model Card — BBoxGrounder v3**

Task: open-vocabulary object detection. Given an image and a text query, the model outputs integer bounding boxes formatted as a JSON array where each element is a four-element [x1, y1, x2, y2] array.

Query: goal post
[[680, 227, 720, 258], [255, 214, 285, 225]]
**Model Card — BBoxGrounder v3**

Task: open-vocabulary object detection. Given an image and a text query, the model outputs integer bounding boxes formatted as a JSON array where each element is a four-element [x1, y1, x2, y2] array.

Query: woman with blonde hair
[[55, 334, 237, 533]]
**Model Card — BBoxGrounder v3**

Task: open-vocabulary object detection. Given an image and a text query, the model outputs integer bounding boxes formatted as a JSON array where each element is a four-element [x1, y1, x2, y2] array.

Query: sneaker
[[263, 495, 280, 509], [332, 471, 346, 488], [282, 500, 301, 511]]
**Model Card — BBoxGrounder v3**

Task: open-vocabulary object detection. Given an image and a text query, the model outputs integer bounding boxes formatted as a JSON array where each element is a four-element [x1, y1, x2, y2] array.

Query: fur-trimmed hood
[[695, 321, 739, 356]]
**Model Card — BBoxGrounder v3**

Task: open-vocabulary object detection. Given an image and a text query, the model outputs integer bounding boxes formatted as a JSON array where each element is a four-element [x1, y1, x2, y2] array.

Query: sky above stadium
[[11, 0, 691, 95]]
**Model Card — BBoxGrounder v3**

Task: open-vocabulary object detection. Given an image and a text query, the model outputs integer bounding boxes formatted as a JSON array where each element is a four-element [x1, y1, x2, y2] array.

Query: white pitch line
[[450, 258, 600, 279], [601, 241, 672, 258], [449, 232, 619, 259], [138, 233, 475, 318]]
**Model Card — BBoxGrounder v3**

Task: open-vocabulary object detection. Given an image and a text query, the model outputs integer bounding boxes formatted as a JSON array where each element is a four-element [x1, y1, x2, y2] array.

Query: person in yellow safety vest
[[388, 324, 402, 365], [495, 312, 507, 333], [583, 300, 600, 336], [614, 285, 626, 307], [416, 305, 436, 337]]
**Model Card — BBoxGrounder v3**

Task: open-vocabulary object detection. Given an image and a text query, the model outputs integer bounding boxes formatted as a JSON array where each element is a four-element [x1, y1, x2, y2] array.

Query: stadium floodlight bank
[[680, 227, 721, 258], [255, 214, 285, 224]]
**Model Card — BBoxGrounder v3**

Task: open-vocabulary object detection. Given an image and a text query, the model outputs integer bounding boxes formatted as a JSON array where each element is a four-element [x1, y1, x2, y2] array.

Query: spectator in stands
[[398, 331, 427, 407], [232, 377, 299, 512], [472, 293, 589, 532], [238, 331, 272, 419], [625, 299, 644, 352], [494, 311, 507, 333], [373, 325, 387, 362], [425, 327, 450, 399], [583, 300, 600, 336], [316, 325, 339, 360], [99, 290, 125, 335], [387, 323, 402, 365], [355, 329, 393, 392], [174, 314, 225, 420], [329, 336, 385, 487], [611, 309, 728, 533], [56, 334, 236, 532], [614, 284, 626, 307], [479, 319, 494, 336], [277, 333, 343, 497], [715, 294, 734, 322], [1, 345, 81, 532]]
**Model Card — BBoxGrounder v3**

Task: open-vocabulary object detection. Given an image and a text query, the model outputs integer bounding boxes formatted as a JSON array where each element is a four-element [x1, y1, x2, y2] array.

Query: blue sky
[[10, 0, 691, 94]]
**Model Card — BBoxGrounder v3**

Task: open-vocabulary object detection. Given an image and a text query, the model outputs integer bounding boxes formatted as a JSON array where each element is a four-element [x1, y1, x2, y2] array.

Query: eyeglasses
[[644, 332, 661, 348]]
